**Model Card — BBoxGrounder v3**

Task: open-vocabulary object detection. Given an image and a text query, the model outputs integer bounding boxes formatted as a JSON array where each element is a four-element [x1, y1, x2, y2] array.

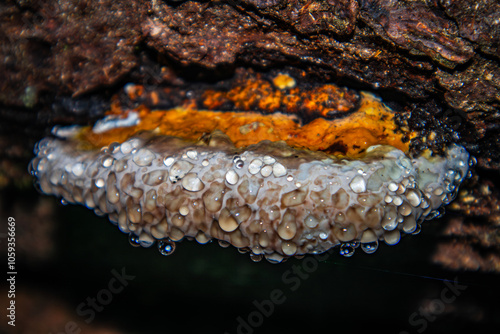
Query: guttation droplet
[[339, 242, 357, 257], [361, 240, 379, 254], [129, 233, 141, 247], [158, 239, 176, 256]]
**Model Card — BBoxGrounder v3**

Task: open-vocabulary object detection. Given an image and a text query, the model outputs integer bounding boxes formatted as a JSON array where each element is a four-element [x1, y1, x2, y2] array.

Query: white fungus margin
[[29, 131, 471, 263]]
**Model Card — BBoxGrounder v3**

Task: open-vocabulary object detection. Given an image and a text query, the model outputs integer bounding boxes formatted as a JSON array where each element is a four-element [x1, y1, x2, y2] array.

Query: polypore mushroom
[[29, 81, 471, 263]]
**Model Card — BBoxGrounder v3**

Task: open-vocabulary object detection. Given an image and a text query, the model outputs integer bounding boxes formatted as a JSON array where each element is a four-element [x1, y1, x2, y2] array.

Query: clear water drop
[[140, 239, 155, 248], [265, 253, 285, 264], [32, 180, 43, 194], [361, 240, 379, 254], [250, 253, 263, 262], [94, 208, 105, 217], [425, 207, 445, 220], [233, 156, 244, 168], [28, 161, 36, 176], [411, 224, 422, 235], [339, 243, 356, 257], [108, 142, 121, 154], [101, 155, 114, 168], [218, 240, 230, 248], [425, 210, 438, 220], [128, 233, 141, 247], [158, 239, 176, 256]]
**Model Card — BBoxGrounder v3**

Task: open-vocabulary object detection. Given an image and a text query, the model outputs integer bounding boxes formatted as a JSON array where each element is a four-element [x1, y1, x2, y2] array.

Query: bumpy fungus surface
[[29, 83, 470, 262]]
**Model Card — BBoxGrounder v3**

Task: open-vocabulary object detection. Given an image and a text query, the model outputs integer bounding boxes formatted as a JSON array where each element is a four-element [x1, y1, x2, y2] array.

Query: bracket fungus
[[29, 81, 472, 263]]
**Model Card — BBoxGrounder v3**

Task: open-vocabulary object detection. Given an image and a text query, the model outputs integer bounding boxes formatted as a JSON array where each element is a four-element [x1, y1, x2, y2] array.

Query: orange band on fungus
[[79, 92, 411, 158]]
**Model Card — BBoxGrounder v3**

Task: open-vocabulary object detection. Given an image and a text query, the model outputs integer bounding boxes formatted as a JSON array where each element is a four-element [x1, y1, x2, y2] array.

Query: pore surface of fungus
[[29, 81, 471, 263]]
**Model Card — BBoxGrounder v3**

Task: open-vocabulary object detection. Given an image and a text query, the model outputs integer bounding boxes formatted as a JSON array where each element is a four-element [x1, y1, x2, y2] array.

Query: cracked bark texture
[[1, 0, 499, 164]]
